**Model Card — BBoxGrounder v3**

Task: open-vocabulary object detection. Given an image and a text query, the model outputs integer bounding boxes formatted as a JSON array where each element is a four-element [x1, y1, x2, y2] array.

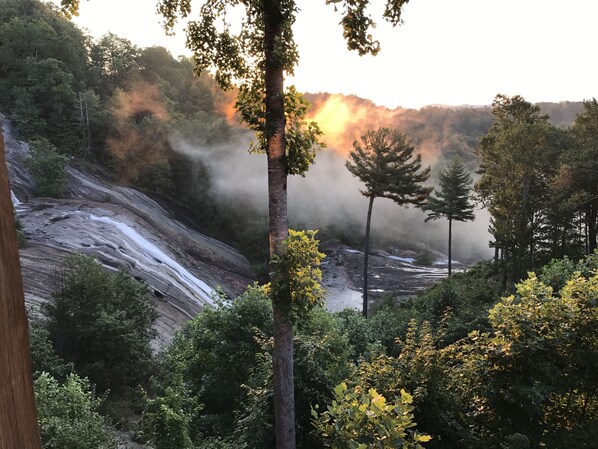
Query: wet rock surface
[[4, 117, 254, 346], [321, 241, 463, 312]]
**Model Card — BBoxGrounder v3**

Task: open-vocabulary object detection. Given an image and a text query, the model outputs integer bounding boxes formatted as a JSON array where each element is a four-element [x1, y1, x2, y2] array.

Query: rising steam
[[170, 93, 493, 263]]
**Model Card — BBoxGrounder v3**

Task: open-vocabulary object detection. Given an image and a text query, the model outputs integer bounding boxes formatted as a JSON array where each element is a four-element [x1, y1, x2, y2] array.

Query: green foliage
[[348, 321, 468, 449], [149, 286, 352, 449], [414, 248, 436, 266], [536, 251, 598, 292], [28, 321, 74, 379], [412, 261, 502, 344], [139, 384, 201, 449], [157, 284, 273, 435], [46, 253, 157, 393], [424, 157, 475, 223], [568, 98, 598, 253], [450, 265, 598, 448], [474, 94, 588, 278], [334, 308, 385, 360], [0, 0, 89, 151], [236, 308, 352, 449], [34, 372, 117, 449], [346, 127, 432, 205], [237, 83, 324, 176], [312, 382, 431, 449], [88, 33, 140, 97], [25, 138, 69, 197], [271, 229, 326, 319], [327, 254, 598, 449]]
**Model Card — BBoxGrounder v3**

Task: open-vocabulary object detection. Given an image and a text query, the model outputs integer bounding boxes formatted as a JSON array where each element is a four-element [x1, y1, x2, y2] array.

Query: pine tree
[[346, 127, 431, 317], [424, 157, 475, 276], [570, 98, 598, 254], [475, 94, 563, 279]]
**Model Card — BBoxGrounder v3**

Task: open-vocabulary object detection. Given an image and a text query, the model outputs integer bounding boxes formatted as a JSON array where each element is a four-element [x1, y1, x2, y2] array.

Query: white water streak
[[90, 214, 214, 306]]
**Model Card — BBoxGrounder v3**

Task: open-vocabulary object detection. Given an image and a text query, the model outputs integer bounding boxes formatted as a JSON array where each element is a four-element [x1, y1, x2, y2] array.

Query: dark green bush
[[35, 372, 117, 449], [46, 253, 157, 393], [25, 138, 69, 197]]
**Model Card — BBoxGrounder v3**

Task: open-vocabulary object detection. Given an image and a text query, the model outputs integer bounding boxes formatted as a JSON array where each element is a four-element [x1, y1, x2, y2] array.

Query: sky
[[53, 0, 598, 109]]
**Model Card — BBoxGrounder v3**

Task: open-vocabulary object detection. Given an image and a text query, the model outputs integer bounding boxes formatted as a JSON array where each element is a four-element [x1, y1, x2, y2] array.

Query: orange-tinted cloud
[[111, 83, 169, 123], [107, 83, 170, 183], [307, 94, 406, 156], [306, 93, 473, 166]]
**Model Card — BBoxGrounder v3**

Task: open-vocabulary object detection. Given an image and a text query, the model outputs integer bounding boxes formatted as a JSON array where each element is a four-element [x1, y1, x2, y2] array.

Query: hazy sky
[[55, 0, 598, 109]]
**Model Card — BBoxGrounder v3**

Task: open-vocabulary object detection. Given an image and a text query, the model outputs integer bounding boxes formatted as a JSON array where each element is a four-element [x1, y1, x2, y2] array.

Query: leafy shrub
[[34, 372, 117, 449], [234, 308, 352, 449], [139, 384, 201, 449], [539, 251, 598, 291], [415, 249, 436, 266], [451, 266, 598, 448], [270, 229, 326, 320], [159, 284, 273, 434], [25, 138, 69, 197], [46, 253, 157, 393], [412, 260, 502, 344], [312, 382, 431, 449], [29, 321, 73, 379]]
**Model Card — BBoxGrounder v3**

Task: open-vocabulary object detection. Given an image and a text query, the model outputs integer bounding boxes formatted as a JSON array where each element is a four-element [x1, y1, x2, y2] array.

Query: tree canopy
[[347, 127, 431, 205]]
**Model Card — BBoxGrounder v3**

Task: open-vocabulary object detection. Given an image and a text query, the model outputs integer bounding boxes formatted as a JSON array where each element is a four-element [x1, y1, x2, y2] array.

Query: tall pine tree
[[570, 99, 598, 254], [424, 157, 475, 276], [346, 127, 431, 317]]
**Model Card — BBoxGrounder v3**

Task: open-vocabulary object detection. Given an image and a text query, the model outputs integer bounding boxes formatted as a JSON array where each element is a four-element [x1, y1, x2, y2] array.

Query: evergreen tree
[[346, 127, 431, 317], [475, 94, 561, 279], [569, 98, 598, 254], [424, 157, 475, 276]]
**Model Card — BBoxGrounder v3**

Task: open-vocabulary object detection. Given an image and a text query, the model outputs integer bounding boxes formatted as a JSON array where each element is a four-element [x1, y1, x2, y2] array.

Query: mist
[[170, 129, 493, 264]]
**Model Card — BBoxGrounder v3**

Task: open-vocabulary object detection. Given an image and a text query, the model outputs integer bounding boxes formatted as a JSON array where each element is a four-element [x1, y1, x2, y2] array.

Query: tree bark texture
[[0, 120, 43, 449], [264, 2, 295, 448], [362, 196, 375, 317], [448, 217, 452, 277]]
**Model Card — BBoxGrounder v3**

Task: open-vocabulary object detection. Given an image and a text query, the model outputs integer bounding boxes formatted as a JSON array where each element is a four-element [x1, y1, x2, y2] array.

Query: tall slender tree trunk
[[362, 196, 375, 317], [264, 2, 294, 448], [0, 121, 43, 449], [501, 249, 507, 291], [448, 217, 452, 276], [587, 203, 597, 254]]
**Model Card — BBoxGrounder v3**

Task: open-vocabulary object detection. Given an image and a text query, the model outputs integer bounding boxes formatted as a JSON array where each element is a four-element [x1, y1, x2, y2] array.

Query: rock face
[[4, 117, 254, 346], [321, 241, 461, 313]]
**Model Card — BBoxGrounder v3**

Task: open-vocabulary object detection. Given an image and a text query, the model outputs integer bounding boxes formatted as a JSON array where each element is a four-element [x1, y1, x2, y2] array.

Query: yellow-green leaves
[[59, 0, 80, 19], [270, 229, 325, 319], [312, 382, 430, 449]]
